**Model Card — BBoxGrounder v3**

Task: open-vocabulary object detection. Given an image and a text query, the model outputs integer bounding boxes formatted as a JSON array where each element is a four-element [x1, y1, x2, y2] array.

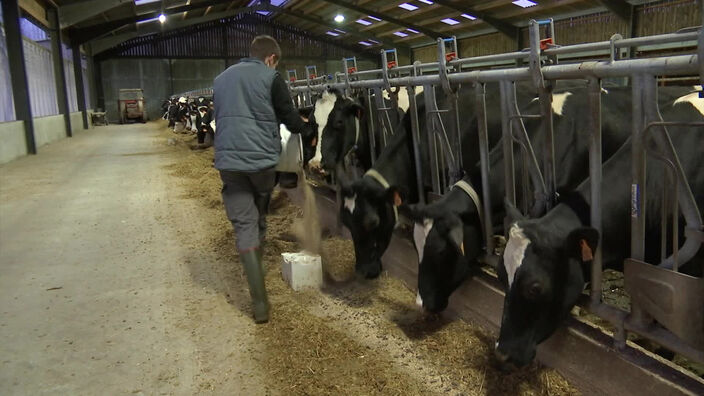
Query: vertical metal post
[[407, 85, 425, 204], [364, 89, 377, 165], [499, 81, 516, 209], [48, 7, 72, 137], [72, 43, 89, 129], [529, 20, 556, 209], [2, 0, 37, 154], [629, 74, 649, 329], [475, 83, 494, 256], [587, 77, 603, 307], [423, 84, 442, 195], [84, 44, 97, 110]]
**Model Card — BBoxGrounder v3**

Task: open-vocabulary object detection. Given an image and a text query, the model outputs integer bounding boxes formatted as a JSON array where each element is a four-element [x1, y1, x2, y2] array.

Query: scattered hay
[[159, 125, 583, 394]]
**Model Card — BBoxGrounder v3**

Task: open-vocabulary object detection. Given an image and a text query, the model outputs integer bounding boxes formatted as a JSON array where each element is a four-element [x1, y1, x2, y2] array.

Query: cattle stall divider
[[288, 20, 703, 371], [175, 21, 703, 388]]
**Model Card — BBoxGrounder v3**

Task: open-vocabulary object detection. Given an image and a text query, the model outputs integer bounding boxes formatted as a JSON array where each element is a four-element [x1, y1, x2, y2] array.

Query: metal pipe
[[642, 120, 704, 270], [544, 31, 699, 56], [364, 89, 377, 165], [587, 77, 603, 308], [407, 84, 425, 204], [499, 81, 516, 211], [289, 54, 698, 93], [474, 83, 495, 260], [423, 85, 442, 195]]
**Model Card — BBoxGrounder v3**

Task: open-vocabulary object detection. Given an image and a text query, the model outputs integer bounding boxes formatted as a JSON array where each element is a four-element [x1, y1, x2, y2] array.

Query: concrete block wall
[[0, 110, 93, 165]]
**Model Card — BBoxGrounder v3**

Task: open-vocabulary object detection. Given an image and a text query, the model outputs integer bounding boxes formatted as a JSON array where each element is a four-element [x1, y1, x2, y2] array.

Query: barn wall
[[100, 58, 172, 123], [412, 0, 701, 62], [0, 121, 28, 164]]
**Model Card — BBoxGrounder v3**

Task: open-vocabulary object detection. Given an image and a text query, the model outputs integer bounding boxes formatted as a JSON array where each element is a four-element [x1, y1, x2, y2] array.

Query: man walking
[[213, 35, 312, 323]]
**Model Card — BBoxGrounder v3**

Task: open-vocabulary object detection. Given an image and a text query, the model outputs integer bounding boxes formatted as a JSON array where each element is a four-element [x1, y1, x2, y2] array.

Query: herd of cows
[[292, 81, 704, 370]]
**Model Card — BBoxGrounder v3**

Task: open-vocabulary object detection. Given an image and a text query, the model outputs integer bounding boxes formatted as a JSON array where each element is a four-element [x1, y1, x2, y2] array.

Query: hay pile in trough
[[160, 128, 581, 394]]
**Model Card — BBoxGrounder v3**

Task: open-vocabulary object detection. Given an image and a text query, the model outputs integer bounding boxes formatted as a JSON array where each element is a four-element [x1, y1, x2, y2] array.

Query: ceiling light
[[418, 0, 433, 4], [393, 31, 409, 37], [512, 0, 537, 8], [440, 18, 459, 25], [358, 41, 373, 46], [326, 31, 340, 37], [158, 14, 166, 23], [368, 15, 382, 22], [334, 14, 345, 23], [356, 19, 372, 26], [461, 14, 476, 20], [406, 28, 419, 34], [334, 28, 346, 33], [398, 3, 419, 11]]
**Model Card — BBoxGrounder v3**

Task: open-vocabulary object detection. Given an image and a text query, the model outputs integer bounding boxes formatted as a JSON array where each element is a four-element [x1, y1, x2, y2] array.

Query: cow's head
[[339, 175, 400, 279], [407, 192, 481, 313], [310, 89, 364, 174], [495, 202, 597, 370]]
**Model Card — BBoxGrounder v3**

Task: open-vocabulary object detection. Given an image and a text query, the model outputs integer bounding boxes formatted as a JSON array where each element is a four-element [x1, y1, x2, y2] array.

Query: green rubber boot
[[240, 248, 269, 324]]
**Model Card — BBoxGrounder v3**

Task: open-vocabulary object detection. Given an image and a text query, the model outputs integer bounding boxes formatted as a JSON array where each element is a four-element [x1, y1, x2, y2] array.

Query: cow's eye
[[526, 281, 543, 299]]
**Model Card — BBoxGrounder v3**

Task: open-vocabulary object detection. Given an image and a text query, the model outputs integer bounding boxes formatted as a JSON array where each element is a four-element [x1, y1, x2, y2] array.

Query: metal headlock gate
[[288, 19, 704, 371]]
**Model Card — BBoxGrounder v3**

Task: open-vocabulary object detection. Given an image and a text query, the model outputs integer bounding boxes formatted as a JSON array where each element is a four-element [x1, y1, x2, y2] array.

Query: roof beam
[[69, 0, 238, 44], [316, 0, 444, 39], [594, 0, 633, 21], [59, 0, 132, 29], [433, 0, 518, 40], [271, 5, 411, 53]]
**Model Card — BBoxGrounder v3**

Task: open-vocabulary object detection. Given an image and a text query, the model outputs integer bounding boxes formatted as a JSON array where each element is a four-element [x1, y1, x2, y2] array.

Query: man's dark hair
[[250, 35, 282, 62]]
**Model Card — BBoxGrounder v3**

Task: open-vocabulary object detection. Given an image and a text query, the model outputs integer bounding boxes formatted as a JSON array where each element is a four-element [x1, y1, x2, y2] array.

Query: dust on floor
[[161, 129, 580, 395]]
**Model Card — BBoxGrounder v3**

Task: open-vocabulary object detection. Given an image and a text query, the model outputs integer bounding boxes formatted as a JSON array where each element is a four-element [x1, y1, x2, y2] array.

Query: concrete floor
[[0, 124, 266, 395]]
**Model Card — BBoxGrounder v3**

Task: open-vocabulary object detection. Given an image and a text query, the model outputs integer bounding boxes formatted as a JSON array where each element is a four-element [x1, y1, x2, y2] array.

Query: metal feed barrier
[[287, 20, 704, 370]]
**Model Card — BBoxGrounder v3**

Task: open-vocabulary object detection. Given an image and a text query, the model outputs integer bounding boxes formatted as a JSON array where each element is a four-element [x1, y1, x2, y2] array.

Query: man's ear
[[504, 198, 525, 223], [564, 227, 599, 262]]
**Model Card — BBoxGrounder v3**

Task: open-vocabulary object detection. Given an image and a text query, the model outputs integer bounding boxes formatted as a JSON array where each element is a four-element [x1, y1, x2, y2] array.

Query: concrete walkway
[[0, 124, 264, 395]]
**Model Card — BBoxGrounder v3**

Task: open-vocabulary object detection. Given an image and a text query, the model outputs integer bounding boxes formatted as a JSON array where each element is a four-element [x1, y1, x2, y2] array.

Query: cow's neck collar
[[557, 191, 591, 226], [452, 180, 486, 247], [363, 169, 398, 224]]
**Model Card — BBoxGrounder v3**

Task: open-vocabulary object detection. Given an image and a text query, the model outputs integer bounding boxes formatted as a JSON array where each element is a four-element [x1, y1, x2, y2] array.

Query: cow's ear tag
[[393, 191, 402, 207], [460, 242, 465, 256], [580, 239, 593, 261]]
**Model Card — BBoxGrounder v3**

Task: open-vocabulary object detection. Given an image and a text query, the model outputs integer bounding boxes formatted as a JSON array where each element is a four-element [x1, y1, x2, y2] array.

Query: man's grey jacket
[[213, 58, 281, 172]]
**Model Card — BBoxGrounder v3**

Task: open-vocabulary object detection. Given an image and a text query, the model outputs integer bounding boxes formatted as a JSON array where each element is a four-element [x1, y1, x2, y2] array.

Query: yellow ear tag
[[580, 239, 593, 261]]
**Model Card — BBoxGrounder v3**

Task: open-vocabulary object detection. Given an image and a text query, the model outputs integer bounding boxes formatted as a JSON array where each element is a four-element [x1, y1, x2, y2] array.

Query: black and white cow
[[309, 87, 420, 175], [339, 83, 534, 278], [406, 84, 693, 313], [494, 88, 704, 369]]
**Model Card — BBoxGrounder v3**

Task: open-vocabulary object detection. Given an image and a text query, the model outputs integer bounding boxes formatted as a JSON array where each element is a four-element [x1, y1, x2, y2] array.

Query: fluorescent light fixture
[[158, 14, 166, 23], [512, 0, 537, 8], [356, 19, 372, 26], [393, 31, 408, 37], [407, 28, 419, 34], [256, 11, 271, 15], [440, 18, 459, 25], [398, 3, 418, 11], [134, 0, 160, 5], [137, 16, 160, 25], [368, 15, 382, 21], [326, 31, 340, 36], [334, 14, 345, 23], [368, 39, 380, 44], [418, 0, 433, 4], [358, 41, 373, 46], [334, 28, 346, 33], [461, 13, 476, 20]]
